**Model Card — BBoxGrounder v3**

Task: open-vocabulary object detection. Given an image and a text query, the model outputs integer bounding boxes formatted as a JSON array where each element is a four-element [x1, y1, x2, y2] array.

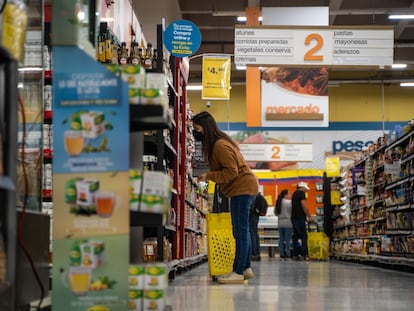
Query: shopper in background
[[249, 192, 268, 262], [193, 111, 259, 284], [291, 182, 313, 261], [274, 189, 292, 260]]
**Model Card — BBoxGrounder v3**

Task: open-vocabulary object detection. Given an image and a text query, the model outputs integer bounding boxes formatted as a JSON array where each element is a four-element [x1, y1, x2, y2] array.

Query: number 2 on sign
[[304, 33, 323, 61], [271, 145, 281, 159]]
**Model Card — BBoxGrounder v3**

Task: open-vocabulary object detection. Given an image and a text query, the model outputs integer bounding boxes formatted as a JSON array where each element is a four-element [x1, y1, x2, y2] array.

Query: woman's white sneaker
[[217, 272, 244, 284], [243, 268, 254, 280]]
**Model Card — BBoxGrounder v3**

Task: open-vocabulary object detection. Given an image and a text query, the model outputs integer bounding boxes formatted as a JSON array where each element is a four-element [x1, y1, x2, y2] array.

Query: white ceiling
[[133, 0, 414, 84]]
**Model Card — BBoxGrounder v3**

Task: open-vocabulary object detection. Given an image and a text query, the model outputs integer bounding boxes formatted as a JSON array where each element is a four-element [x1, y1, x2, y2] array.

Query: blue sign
[[164, 19, 201, 57]]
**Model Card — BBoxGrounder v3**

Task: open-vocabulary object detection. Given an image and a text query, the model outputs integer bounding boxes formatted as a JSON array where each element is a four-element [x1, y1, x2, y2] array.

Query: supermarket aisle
[[166, 257, 414, 310]]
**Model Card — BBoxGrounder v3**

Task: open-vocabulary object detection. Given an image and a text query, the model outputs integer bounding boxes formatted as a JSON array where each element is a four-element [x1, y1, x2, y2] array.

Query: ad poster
[[261, 67, 329, 127], [52, 46, 129, 310]]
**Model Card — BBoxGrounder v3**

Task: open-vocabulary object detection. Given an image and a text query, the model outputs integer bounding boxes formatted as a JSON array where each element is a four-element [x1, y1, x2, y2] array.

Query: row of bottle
[[96, 31, 157, 69]]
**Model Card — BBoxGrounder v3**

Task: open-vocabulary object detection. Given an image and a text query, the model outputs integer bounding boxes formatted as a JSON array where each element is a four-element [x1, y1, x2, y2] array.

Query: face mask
[[193, 130, 203, 141]]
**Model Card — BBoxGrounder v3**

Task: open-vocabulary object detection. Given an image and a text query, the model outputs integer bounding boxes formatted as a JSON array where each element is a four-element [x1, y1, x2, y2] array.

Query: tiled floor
[[167, 256, 414, 310]]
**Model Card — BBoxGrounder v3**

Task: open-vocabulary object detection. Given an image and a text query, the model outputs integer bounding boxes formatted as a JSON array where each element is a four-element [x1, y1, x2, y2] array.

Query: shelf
[[386, 204, 412, 212], [386, 130, 414, 151], [130, 211, 164, 227], [0, 176, 15, 190], [385, 175, 414, 191], [334, 253, 414, 267], [0, 282, 11, 310], [129, 105, 172, 131]]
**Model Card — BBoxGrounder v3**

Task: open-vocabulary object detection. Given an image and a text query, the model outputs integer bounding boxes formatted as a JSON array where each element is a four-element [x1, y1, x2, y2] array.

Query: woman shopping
[[193, 111, 259, 284], [274, 189, 293, 260]]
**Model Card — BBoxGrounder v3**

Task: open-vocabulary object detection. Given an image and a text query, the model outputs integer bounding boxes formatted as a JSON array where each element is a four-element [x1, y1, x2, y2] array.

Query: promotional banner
[[52, 46, 129, 311], [202, 54, 231, 100]]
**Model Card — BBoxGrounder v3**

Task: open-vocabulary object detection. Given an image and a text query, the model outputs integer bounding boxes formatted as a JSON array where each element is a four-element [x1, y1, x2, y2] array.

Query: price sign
[[239, 143, 312, 162], [234, 26, 394, 67]]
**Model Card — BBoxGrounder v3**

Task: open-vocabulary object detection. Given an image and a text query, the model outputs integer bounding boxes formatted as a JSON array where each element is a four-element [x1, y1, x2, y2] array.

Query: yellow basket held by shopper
[[307, 223, 330, 260], [206, 212, 235, 277]]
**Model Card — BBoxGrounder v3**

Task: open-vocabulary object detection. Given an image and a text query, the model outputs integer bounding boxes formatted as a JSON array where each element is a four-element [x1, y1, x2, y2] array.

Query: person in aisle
[[291, 182, 313, 261], [249, 192, 268, 262], [193, 111, 259, 285], [274, 189, 293, 260]]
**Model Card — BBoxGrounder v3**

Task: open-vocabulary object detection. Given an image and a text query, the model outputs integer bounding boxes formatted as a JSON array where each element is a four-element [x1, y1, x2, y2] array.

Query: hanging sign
[[164, 19, 201, 57], [326, 157, 340, 177], [239, 143, 313, 162], [234, 26, 394, 67], [202, 54, 231, 100]]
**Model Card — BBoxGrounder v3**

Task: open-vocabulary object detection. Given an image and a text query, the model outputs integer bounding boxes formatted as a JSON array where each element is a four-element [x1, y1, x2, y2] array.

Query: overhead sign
[[164, 19, 201, 57], [239, 143, 313, 162], [234, 26, 394, 67]]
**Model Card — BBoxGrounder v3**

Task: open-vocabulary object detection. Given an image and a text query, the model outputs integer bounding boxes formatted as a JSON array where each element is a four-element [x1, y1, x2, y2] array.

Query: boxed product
[[139, 171, 171, 213], [128, 289, 143, 311], [129, 264, 145, 289], [119, 64, 146, 105], [143, 290, 166, 311], [144, 263, 168, 289], [140, 73, 168, 106], [142, 171, 171, 198], [129, 169, 142, 211]]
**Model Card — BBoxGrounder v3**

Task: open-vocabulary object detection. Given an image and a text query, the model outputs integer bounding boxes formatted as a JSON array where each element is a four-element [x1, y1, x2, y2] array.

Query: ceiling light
[[237, 16, 263, 22], [236, 65, 246, 70], [18, 67, 43, 72], [400, 82, 414, 87], [389, 14, 414, 20], [187, 85, 203, 91], [392, 63, 407, 69]]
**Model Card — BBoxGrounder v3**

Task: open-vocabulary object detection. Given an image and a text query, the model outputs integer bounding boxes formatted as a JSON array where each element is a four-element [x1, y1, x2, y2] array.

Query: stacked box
[[128, 265, 145, 311], [141, 73, 168, 106], [129, 169, 142, 211], [119, 65, 146, 104], [140, 171, 171, 213], [143, 263, 168, 311], [128, 263, 168, 311]]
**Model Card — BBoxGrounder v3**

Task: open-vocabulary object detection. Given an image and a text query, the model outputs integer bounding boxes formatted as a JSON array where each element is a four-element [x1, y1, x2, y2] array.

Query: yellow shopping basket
[[307, 223, 330, 260], [206, 212, 235, 278]]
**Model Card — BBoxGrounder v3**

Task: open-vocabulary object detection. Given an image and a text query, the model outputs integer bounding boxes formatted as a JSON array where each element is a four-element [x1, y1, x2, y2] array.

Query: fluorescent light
[[237, 16, 263, 22], [400, 82, 414, 87], [18, 67, 43, 72], [187, 85, 203, 91], [389, 14, 414, 19], [392, 63, 407, 69], [236, 65, 246, 70]]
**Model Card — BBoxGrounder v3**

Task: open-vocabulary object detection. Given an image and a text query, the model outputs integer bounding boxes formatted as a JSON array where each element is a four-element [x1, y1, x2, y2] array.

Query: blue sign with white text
[[164, 19, 201, 57]]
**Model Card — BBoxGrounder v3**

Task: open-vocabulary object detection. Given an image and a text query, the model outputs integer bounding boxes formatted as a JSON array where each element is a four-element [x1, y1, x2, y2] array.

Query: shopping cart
[[307, 223, 330, 260], [206, 187, 235, 279]]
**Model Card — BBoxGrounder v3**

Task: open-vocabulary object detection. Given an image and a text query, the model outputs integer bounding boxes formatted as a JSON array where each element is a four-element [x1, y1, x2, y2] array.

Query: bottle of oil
[[143, 43, 153, 69], [119, 42, 128, 65], [129, 41, 140, 65], [111, 42, 119, 64], [152, 48, 158, 70], [105, 31, 112, 63]]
